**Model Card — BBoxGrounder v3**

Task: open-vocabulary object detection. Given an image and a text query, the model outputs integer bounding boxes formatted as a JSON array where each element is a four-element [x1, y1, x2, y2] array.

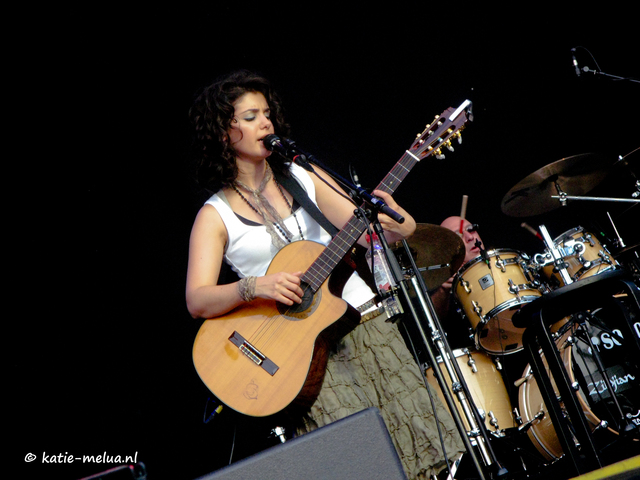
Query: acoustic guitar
[[192, 100, 472, 417]]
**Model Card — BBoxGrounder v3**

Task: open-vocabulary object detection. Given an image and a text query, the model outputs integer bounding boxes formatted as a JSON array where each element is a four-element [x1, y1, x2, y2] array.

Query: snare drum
[[425, 348, 515, 433], [453, 249, 543, 355], [518, 324, 640, 462], [534, 227, 619, 287]]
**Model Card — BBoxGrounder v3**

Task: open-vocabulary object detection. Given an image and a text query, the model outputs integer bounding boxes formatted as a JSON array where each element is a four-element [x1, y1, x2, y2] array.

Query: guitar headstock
[[409, 99, 472, 160]]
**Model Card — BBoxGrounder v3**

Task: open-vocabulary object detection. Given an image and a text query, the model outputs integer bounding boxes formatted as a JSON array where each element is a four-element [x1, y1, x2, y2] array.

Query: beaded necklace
[[233, 165, 304, 248]]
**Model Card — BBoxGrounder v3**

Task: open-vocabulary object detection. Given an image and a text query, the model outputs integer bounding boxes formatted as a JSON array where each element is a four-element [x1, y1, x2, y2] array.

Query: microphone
[[263, 134, 313, 171], [571, 48, 581, 77], [262, 134, 289, 157], [476, 239, 489, 265]]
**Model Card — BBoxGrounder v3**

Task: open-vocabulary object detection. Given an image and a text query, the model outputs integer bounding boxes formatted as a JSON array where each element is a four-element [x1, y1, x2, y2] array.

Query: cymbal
[[501, 153, 612, 217], [394, 223, 465, 290]]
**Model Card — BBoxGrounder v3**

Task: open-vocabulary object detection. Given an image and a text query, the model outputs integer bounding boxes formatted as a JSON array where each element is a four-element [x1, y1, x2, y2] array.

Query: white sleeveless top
[[205, 163, 374, 308]]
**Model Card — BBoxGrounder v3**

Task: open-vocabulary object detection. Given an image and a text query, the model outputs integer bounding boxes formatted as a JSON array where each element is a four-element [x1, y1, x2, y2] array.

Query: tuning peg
[[445, 140, 454, 152], [435, 148, 445, 160]]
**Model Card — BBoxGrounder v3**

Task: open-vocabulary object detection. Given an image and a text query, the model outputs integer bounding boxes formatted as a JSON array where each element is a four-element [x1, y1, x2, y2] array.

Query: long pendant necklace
[[233, 166, 304, 247]]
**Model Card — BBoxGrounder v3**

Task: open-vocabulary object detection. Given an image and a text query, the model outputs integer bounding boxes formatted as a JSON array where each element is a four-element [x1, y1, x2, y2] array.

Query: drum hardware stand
[[569, 314, 632, 434], [270, 426, 287, 444], [550, 171, 640, 206], [539, 225, 574, 287], [513, 270, 640, 476], [551, 194, 640, 204], [521, 311, 601, 475], [417, 263, 452, 274], [390, 235, 509, 480]]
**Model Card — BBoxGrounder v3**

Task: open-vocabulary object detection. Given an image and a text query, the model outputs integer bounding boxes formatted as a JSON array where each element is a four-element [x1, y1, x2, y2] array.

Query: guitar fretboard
[[302, 150, 419, 291]]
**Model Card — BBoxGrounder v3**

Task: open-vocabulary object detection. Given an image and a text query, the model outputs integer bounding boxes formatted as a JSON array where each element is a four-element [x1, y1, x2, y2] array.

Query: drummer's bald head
[[441, 216, 470, 231]]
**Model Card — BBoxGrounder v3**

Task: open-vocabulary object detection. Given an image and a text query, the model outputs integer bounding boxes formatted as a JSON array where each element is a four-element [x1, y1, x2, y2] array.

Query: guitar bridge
[[229, 331, 279, 376]]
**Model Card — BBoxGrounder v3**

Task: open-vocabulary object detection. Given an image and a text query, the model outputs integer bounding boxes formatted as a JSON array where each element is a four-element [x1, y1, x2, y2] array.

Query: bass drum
[[453, 249, 544, 355], [425, 348, 515, 434], [518, 320, 640, 462]]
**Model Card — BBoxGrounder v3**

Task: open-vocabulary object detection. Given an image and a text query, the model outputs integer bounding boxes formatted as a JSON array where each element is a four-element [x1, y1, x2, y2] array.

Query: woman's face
[[228, 91, 274, 163]]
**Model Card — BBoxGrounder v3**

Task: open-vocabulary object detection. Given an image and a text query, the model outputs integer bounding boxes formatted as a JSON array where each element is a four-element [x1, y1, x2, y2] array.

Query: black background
[[10, 5, 639, 479]]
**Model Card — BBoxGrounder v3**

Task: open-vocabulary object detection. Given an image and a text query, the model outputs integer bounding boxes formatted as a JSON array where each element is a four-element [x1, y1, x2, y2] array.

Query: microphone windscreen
[[262, 134, 282, 151]]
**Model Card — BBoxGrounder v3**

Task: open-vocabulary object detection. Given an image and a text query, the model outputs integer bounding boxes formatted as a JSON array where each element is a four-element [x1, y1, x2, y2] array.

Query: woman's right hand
[[254, 271, 304, 305]]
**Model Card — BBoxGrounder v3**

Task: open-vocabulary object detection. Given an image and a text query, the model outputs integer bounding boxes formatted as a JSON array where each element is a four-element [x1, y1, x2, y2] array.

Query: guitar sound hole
[[277, 282, 320, 320]]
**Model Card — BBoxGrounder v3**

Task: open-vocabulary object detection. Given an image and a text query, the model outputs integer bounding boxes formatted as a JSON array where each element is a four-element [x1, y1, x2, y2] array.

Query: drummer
[[430, 215, 485, 348]]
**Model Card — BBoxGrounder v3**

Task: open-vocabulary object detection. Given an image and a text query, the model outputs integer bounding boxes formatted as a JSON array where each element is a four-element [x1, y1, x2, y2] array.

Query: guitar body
[[192, 240, 360, 417]]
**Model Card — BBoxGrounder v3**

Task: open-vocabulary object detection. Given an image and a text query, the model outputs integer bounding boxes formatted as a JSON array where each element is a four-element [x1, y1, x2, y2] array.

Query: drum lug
[[584, 233, 596, 247], [493, 356, 503, 371], [488, 411, 499, 429], [466, 351, 478, 373], [517, 410, 545, 433], [494, 255, 506, 273], [472, 300, 482, 317], [598, 250, 613, 265], [513, 407, 523, 426], [578, 254, 591, 268], [461, 278, 471, 293], [508, 279, 523, 302]]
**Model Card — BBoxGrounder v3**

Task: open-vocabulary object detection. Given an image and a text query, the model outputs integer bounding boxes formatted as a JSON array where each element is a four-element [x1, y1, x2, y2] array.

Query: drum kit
[[396, 149, 639, 479]]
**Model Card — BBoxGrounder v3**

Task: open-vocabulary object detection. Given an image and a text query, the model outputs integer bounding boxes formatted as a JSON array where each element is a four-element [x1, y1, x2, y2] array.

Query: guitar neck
[[301, 101, 471, 292], [302, 150, 419, 291]]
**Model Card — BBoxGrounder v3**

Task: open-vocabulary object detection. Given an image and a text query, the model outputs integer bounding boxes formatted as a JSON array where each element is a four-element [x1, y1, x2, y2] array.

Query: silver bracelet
[[237, 276, 257, 302]]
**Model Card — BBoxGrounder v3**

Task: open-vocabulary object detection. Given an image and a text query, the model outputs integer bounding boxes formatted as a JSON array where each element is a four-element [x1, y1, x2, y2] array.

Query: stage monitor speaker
[[197, 407, 407, 480]]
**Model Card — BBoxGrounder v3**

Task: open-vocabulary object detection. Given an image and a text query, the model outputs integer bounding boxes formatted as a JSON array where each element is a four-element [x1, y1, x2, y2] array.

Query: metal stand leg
[[514, 269, 640, 475]]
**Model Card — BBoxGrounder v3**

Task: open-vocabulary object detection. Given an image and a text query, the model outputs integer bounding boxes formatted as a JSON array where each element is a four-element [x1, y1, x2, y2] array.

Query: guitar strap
[[273, 168, 339, 238], [275, 167, 379, 309]]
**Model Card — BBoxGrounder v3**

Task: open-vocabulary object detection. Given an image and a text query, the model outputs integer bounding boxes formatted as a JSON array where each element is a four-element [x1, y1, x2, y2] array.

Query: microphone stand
[[280, 143, 405, 224], [395, 234, 508, 480], [300, 159, 500, 479], [581, 66, 640, 84], [370, 222, 497, 480]]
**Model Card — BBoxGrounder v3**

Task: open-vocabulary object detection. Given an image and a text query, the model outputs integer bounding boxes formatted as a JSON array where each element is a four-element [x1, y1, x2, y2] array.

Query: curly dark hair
[[189, 70, 291, 193]]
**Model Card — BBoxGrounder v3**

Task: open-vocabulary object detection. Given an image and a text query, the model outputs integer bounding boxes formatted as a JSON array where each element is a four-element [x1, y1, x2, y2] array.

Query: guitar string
[[249, 222, 362, 352], [243, 150, 420, 353], [247, 268, 319, 350], [250, 166, 401, 352]]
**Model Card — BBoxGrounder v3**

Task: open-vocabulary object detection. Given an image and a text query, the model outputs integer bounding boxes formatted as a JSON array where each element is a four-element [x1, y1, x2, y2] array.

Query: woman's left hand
[[372, 189, 416, 241]]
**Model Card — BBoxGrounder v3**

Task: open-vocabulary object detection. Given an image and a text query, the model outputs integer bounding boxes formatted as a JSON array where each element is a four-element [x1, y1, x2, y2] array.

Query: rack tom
[[534, 226, 619, 288], [453, 249, 544, 355]]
